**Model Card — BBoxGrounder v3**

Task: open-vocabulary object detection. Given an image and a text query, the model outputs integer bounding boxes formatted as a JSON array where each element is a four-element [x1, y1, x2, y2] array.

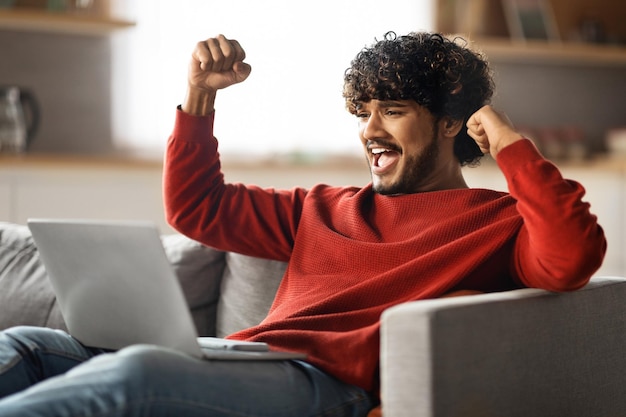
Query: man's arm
[[164, 36, 301, 261], [467, 105, 606, 291]]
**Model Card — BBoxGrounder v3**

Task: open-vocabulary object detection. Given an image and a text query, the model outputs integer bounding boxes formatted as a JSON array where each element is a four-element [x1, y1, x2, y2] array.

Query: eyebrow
[[382, 99, 412, 106], [356, 100, 409, 110]]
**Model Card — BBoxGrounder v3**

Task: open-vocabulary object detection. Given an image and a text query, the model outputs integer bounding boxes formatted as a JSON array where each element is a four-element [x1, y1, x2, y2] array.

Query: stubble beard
[[372, 128, 440, 196]]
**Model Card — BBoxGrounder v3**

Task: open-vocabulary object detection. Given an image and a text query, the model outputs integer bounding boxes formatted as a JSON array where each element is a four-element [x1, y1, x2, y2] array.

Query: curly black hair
[[343, 32, 494, 166]]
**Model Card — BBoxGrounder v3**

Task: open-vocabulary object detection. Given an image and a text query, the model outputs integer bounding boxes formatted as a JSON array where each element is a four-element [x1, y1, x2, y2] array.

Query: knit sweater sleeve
[[163, 108, 302, 261], [496, 139, 606, 291]]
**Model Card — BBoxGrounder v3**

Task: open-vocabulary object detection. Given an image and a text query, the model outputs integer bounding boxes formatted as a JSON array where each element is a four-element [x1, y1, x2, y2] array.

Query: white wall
[[110, 0, 435, 156]]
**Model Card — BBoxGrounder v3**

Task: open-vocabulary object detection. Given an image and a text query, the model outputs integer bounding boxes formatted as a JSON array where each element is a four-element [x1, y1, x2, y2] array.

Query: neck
[[423, 134, 469, 192], [414, 169, 468, 193], [413, 152, 469, 193]]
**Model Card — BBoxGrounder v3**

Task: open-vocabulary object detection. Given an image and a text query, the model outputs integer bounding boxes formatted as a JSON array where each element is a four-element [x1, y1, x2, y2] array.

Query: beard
[[372, 126, 440, 196]]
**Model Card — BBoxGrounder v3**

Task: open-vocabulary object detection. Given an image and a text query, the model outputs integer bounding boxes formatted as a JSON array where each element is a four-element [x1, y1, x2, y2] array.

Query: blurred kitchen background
[[0, 0, 625, 276]]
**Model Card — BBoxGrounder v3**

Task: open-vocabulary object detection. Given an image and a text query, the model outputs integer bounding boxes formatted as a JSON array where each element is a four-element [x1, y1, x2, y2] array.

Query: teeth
[[371, 148, 389, 154]]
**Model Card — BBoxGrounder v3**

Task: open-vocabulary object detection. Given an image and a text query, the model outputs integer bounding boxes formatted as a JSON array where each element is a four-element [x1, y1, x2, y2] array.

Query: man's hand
[[183, 35, 252, 116], [466, 105, 523, 160]]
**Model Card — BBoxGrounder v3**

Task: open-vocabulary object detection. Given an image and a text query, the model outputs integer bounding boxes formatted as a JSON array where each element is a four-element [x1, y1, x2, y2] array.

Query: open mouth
[[370, 146, 401, 175]]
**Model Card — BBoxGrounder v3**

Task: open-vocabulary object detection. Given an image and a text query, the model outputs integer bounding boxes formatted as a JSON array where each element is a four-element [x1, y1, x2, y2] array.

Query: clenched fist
[[466, 105, 523, 160], [183, 35, 252, 115]]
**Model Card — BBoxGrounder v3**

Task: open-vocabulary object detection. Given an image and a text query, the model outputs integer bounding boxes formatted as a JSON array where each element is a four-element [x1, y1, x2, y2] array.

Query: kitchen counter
[[2, 151, 626, 171]]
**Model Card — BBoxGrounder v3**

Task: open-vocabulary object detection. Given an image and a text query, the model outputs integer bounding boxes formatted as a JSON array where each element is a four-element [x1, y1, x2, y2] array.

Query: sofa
[[1, 220, 625, 417]]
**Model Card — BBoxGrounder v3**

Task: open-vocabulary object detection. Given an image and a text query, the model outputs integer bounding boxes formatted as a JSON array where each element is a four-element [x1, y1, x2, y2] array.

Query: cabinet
[[0, 156, 172, 232]]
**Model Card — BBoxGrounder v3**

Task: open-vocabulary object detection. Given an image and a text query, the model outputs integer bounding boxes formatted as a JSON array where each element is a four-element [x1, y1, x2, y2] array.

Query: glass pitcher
[[0, 86, 40, 154]]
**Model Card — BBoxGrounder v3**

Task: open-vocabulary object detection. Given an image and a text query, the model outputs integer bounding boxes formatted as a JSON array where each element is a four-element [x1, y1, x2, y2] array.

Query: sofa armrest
[[380, 277, 626, 417]]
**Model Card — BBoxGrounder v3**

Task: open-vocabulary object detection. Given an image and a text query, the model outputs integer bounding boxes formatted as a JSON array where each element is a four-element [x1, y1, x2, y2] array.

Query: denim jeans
[[0, 326, 375, 417]]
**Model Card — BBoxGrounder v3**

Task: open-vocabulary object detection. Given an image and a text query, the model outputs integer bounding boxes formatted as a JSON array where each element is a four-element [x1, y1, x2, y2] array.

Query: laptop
[[27, 218, 306, 361]]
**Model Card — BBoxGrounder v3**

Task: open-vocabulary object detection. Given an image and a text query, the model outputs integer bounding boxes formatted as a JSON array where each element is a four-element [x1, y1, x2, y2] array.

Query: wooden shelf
[[0, 9, 135, 36], [470, 37, 626, 67], [436, 0, 626, 68]]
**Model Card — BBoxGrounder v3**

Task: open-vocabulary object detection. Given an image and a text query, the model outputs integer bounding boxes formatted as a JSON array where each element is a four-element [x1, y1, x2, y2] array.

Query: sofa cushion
[[0, 222, 227, 337], [216, 252, 287, 337], [161, 234, 226, 336], [0, 222, 66, 330]]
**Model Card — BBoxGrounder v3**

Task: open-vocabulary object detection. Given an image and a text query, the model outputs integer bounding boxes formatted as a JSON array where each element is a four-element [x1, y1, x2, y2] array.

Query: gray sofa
[[1, 221, 625, 417]]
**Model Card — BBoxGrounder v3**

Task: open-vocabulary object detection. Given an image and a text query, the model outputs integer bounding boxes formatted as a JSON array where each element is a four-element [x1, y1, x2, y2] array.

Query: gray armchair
[[381, 277, 626, 416]]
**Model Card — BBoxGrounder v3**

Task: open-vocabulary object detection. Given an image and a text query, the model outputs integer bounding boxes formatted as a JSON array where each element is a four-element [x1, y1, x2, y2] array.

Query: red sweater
[[164, 109, 605, 393]]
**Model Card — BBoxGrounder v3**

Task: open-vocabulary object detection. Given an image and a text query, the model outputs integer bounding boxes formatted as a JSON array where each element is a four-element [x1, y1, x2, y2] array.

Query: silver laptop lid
[[27, 219, 204, 358]]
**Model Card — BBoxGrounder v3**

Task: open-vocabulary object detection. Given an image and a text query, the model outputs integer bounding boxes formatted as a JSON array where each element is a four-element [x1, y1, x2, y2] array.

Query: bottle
[[0, 87, 28, 153], [0, 86, 40, 154]]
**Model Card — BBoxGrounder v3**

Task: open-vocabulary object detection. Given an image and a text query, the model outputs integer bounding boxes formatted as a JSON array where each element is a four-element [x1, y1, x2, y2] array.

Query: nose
[[361, 112, 385, 141]]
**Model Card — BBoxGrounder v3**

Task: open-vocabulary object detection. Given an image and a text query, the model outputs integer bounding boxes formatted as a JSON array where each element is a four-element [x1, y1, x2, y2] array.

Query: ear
[[439, 117, 463, 139]]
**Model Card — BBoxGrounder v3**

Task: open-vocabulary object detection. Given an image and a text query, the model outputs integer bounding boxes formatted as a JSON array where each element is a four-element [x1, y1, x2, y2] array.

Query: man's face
[[356, 99, 442, 195]]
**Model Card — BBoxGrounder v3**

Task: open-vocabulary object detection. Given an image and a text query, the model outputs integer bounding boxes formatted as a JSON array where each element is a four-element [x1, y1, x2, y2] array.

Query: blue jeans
[[0, 326, 375, 417]]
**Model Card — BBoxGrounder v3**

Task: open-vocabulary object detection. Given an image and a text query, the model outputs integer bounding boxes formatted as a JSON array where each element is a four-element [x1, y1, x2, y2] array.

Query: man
[[0, 32, 605, 416]]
